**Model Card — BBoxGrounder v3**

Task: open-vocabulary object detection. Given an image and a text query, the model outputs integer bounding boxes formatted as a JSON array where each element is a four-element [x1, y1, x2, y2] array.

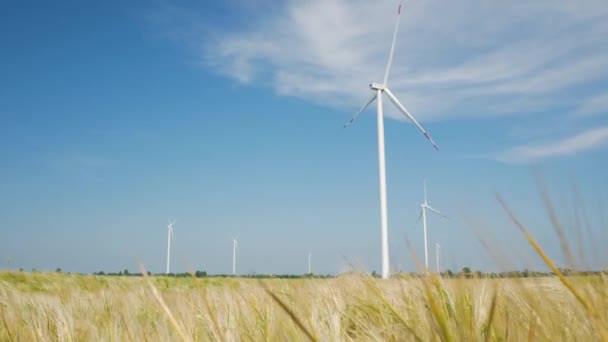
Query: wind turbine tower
[[436, 243, 441, 273], [232, 237, 239, 275], [417, 180, 445, 271], [343, 3, 439, 279], [308, 252, 312, 274], [166, 219, 176, 274]]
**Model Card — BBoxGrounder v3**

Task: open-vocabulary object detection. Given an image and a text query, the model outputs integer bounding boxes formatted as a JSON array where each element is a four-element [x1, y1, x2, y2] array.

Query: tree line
[[90, 270, 334, 279], [10, 267, 607, 279]]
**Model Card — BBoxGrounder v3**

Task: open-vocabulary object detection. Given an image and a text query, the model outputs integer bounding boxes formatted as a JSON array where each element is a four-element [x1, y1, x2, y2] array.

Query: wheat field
[[1, 269, 607, 341]]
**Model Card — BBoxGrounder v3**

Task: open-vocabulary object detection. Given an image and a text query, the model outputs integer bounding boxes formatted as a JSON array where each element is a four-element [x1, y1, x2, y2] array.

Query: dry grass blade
[[424, 277, 454, 342], [496, 194, 608, 341], [481, 287, 498, 342], [0, 302, 14, 341], [181, 256, 223, 339], [534, 172, 575, 268], [364, 277, 422, 342], [201, 289, 223, 340], [405, 239, 453, 342], [570, 177, 599, 269], [527, 314, 536, 342], [504, 309, 509, 341], [119, 311, 135, 342], [259, 281, 317, 342], [138, 261, 192, 342]]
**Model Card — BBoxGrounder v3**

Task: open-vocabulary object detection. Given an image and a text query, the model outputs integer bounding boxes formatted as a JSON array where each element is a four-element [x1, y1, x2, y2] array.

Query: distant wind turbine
[[232, 237, 239, 275], [436, 243, 441, 273], [166, 219, 176, 274], [416, 180, 445, 271], [308, 252, 312, 274], [343, 2, 439, 279]]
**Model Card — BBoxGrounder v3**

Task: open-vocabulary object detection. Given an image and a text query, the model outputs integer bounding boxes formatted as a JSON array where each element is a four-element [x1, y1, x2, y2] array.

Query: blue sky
[[1, 0, 607, 275]]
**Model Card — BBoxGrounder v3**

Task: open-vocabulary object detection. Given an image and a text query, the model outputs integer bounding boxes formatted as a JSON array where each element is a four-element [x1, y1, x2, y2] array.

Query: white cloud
[[573, 92, 608, 117], [495, 126, 608, 163], [196, 0, 608, 122]]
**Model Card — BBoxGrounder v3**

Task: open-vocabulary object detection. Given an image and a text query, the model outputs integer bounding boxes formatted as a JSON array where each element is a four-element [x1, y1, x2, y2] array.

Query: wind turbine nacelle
[[369, 83, 385, 90]]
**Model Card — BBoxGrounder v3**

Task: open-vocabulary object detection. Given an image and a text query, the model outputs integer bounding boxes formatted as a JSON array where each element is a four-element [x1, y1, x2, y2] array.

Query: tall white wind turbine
[[435, 243, 441, 273], [416, 180, 445, 271], [232, 237, 239, 275], [343, 2, 439, 279], [166, 219, 176, 274]]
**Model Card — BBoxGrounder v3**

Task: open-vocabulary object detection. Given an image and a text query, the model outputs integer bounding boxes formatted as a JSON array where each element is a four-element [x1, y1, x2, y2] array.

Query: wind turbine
[[416, 180, 445, 272], [166, 219, 176, 274], [232, 237, 239, 275], [308, 252, 312, 274], [343, 2, 439, 279], [436, 243, 441, 273]]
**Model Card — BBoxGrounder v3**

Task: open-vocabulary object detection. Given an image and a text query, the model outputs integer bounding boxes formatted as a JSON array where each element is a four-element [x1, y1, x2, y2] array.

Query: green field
[[1, 270, 606, 341]]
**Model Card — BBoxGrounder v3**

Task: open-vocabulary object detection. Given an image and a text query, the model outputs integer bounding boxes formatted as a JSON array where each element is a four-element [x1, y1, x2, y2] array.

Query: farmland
[[1, 270, 606, 341]]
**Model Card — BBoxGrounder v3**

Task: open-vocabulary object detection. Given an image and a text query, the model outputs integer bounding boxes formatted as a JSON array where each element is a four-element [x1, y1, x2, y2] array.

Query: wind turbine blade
[[343, 93, 377, 128], [426, 205, 446, 218], [383, 2, 403, 85], [415, 209, 423, 226], [384, 87, 439, 150]]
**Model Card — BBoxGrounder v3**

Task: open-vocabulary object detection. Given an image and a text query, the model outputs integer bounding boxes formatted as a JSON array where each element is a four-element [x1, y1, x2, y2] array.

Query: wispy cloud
[[573, 92, 608, 117], [495, 126, 608, 164], [190, 0, 608, 121]]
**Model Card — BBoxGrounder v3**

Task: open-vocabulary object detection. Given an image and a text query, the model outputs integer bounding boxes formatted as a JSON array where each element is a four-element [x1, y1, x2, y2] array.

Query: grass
[[0, 272, 606, 341]]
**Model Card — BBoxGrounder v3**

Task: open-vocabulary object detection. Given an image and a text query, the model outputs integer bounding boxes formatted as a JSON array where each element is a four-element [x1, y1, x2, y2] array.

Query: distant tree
[[462, 267, 471, 274], [19, 268, 24, 272], [123, 269, 129, 276], [195, 270, 207, 278], [55, 268, 62, 273], [446, 269, 454, 278]]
